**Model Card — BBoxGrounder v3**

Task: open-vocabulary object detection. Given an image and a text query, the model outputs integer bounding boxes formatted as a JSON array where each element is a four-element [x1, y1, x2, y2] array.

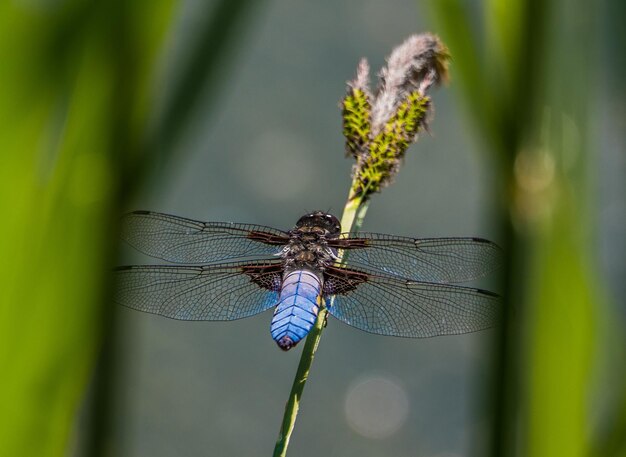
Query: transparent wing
[[113, 261, 283, 321], [121, 211, 289, 263], [324, 266, 500, 338], [330, 234, 501, 283]]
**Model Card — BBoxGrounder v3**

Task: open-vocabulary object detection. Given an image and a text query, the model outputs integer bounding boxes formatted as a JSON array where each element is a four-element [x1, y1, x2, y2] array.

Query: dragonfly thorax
[[281, 233, 338, 271], [282, 211, 341, 271]]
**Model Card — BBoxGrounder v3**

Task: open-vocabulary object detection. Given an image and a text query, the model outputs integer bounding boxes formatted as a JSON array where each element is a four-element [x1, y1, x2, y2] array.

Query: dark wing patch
[[121, 211, 289, 264], [328, 234, 501, 283], [241, 263, 285, 291], [323, 265, 500, 338], [114, 261, 282, 321]]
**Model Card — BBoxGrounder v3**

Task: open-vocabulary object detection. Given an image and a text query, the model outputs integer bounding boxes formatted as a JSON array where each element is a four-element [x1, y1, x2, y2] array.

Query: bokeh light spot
[[344, 375, 409, 439]]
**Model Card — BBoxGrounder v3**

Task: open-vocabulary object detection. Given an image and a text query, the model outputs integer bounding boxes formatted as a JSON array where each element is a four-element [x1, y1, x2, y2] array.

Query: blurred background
[[1, 0, 624, 456]]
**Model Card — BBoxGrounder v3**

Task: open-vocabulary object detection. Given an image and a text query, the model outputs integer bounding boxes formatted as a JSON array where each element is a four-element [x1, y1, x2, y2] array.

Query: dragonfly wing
[[323, 266, 500, 338], [114, 261, 283, 321], [121, 211, 289, 263], [329, 235, 502, 283]]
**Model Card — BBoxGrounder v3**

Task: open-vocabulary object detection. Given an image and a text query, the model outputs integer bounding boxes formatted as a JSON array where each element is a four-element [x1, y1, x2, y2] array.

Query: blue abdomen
[[270, 270, 321, 350]]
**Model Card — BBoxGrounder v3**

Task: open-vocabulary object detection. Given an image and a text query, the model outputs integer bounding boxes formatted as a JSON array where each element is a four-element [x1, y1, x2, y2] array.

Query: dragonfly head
[[294, 211, 341, 237]]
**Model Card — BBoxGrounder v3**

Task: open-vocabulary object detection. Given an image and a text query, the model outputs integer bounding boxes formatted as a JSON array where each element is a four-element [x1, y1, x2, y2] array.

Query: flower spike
[[341, 33, 450, 200]]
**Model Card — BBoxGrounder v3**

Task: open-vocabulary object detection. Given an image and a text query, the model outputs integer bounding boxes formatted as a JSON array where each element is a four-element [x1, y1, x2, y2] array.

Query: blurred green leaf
[[0, 1, 174, 456], [428, 0, 603, 456], [526, 195, 595, 457], [0, 0, 270, 454]]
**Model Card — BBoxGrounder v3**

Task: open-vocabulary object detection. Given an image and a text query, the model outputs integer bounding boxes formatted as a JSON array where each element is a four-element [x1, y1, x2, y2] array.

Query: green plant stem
[[272, 190, 369, 457]]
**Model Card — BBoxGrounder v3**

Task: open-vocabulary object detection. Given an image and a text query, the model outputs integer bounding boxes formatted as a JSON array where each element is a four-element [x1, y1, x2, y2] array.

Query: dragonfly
[[114, 210, 501, 350]]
